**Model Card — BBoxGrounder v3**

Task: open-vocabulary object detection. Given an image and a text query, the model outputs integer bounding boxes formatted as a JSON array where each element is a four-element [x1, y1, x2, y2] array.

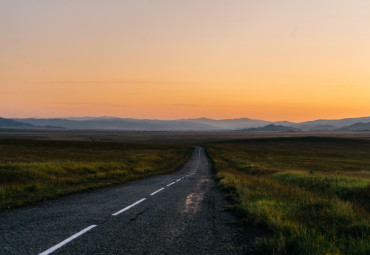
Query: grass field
[[0, 139, 191, 209], [207, 137, 370, 255]]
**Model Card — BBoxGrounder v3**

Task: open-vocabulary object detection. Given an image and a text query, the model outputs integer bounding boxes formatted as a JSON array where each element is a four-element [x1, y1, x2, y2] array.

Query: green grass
[[207, 137, 370, 255], [0, 139, 191, 209]]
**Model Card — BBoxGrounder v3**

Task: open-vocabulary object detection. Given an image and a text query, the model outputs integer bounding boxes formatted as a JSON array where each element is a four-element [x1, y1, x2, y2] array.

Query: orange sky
[[1, 0, 370, 122]]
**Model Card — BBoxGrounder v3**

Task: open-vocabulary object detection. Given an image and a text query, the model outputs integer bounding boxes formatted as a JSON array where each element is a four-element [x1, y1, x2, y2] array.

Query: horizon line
[[4, 115, 370, 124]]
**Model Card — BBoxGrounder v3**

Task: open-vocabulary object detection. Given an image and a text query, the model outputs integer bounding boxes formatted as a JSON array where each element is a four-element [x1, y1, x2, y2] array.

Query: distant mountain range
[[240, 124, 301, 132], [337, 122, 370, 131], [1, 116, 370, 132], [0, 117, 36, 128], [0, 117, 62, 129]]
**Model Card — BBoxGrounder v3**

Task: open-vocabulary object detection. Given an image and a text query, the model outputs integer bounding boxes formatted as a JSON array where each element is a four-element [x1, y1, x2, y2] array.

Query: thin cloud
[[170, 104, 201, 108], [44, 80, 188, 85], [54, 102, 127, 108]]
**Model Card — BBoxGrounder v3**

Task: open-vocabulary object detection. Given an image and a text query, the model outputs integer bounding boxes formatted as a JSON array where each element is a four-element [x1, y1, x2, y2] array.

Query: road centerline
[[166, 182, 176, 187], [38, 224, 97, 255], [112, 198, 147, 216], [150, 187, 165, 196]]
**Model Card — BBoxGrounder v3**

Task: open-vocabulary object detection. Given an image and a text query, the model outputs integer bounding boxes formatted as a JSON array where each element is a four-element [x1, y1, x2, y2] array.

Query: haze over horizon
[[6, 115, 370, 124], [1, 0, 370, 122]]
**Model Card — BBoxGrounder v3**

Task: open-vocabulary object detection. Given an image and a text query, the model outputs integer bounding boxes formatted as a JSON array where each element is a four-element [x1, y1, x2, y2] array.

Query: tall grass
[[0, 139, 191, 209], [207, 137, 370, 255]]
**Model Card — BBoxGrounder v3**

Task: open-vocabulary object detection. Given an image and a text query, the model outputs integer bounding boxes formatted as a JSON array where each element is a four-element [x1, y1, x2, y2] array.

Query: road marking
[[166, 182, 176, 187], [36, 147, 202, 254], [38, 225, 97, 255], [150, 187, 165, 196], [112, 198, 147, 216]]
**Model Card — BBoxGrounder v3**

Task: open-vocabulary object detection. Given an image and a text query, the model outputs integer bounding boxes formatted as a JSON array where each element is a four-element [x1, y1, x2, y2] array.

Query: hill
[[15, 118, 218, 131], [338, 122, 370, 131], [0, 117, 36, 128], [240, 124, 301, 132]]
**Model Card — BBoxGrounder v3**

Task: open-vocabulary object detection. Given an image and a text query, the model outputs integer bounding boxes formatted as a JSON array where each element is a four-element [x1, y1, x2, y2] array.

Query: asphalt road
[[0, 147, 262, 254]]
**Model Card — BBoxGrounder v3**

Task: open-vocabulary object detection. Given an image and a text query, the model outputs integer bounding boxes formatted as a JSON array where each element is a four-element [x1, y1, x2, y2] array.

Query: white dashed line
[[112, 198, 147, 216], [150, 188, 165, 196], [166, 182, 176, 187], [39, 147, 204, 255], [38, 225, 97, 255]]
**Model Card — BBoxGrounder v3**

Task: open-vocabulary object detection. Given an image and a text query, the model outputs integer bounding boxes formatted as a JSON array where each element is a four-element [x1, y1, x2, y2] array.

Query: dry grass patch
[[0, 139, 191, 209], [207, 137, 370, 255]]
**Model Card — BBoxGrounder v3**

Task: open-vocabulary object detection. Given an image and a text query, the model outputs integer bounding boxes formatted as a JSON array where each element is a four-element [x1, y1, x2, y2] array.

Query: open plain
[[1, 131, 369, 254]]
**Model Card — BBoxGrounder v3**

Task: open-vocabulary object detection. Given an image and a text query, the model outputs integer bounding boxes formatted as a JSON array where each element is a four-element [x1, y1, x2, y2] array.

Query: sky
[[1, 0, 370, 122]]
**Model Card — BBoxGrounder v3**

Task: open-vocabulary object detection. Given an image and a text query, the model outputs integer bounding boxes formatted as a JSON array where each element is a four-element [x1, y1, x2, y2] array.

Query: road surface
[[0, 147, 262, 254]]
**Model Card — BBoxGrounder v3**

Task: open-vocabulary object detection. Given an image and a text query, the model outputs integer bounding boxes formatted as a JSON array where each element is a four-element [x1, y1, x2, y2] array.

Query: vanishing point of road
[[0, 147, 261, 254]]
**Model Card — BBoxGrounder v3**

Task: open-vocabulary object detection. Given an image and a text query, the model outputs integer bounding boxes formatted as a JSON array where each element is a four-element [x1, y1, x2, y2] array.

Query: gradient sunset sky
[[1, 0, 370, 121]]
